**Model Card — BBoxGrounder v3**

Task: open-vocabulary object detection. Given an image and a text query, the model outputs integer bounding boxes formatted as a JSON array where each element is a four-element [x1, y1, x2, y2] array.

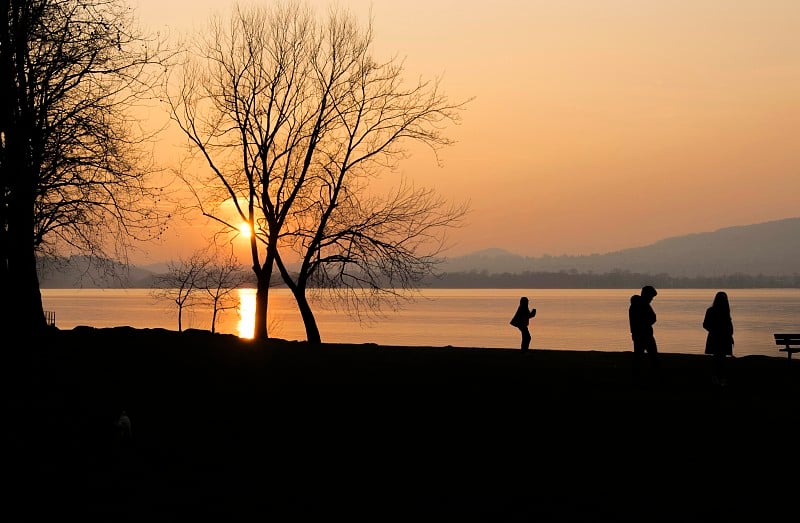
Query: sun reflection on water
[[237, 288, 256, 339]]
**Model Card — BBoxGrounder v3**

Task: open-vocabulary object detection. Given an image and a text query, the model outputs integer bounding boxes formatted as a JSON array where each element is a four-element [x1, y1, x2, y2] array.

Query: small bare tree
[[200, 248, 249, 333], [152, 250, 209, 332]]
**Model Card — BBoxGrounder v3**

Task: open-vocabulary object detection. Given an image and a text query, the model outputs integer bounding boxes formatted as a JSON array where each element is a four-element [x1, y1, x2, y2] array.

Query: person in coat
[[629, 285, 661, 378], [510, 296, 537, 352], [703, 291, 734, 386]]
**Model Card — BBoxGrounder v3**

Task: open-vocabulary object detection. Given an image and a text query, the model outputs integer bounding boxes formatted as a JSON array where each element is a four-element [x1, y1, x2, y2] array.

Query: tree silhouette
[[151, 249, 209, 332], [167, 1, 469, 342], [152, 246, 249, 333], [0, 0, 170, 333], [199, 247, 249, 333]]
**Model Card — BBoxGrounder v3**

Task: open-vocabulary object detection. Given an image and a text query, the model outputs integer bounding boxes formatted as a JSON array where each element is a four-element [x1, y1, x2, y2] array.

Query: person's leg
[[521, 327, 531, 351], [632, 337, 643, 380]]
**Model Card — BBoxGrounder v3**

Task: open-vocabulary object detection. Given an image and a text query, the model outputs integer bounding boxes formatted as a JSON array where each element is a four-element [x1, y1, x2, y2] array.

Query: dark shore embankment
[[6, 327, 800, 522]]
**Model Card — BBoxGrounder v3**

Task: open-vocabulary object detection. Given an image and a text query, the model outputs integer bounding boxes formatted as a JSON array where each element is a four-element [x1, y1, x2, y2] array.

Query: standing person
[[703, 291, 734, 386], [628, 285, 660, 378], [510, 296, 537, 352]]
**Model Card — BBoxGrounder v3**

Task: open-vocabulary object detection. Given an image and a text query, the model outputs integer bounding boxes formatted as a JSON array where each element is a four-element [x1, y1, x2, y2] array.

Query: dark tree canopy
[[1, 0, 171, 332]]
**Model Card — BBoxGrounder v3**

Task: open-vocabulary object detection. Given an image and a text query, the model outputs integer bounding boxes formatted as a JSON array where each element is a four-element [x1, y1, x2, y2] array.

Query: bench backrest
[[774, 334, 800, 346]]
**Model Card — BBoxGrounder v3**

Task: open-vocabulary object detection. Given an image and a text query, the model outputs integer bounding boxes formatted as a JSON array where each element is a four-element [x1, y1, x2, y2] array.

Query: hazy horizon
[[128, 214, 798, 267], [129, 0, 800, 265]]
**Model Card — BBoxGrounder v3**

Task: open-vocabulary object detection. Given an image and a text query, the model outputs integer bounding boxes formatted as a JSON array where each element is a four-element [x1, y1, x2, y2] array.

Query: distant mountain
[[37, 217, 800, 288], [441, 217, 800, 277], [138, 262, 170, 274], [39, 255, 158, 288]]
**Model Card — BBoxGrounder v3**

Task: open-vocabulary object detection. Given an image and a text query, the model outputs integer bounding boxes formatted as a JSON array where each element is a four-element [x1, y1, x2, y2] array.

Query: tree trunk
[[253, 274, 270, 340], [6, 181, 46, 334], [293, 286, 321, 345], [2, 7, 45, 335], [0, 2, 9, 307], [252, 243, 278, 341], [7, 244, 46, 334]]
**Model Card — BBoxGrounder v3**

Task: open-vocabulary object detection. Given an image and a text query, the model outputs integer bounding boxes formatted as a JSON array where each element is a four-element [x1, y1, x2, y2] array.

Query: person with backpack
[[510, 296, 537, 352]]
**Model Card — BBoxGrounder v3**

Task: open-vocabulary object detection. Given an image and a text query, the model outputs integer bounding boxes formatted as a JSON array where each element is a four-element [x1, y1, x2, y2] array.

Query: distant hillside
[[441, 217, 800, 277], [38, 256, 158, 288], [37, 217, 800, 288]]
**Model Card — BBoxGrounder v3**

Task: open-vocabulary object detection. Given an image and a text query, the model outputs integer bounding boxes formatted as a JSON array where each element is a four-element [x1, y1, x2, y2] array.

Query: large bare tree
[[168, 1, 469, 342], [0, 0, 169, 333]]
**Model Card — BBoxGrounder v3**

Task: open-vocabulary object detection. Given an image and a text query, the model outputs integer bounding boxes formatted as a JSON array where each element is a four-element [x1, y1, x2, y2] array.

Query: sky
[[130, 0, 800, 264]]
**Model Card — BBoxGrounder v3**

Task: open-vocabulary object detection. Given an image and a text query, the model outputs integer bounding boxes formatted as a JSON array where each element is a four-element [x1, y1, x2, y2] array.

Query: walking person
[[510, 296, 537, 352], [703, 291, 734, 386], [629, 285, 661, 379]]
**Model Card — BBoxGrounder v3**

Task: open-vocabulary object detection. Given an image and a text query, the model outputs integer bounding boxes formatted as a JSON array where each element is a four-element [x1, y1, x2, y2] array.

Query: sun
[[238, 222, 252, 238]]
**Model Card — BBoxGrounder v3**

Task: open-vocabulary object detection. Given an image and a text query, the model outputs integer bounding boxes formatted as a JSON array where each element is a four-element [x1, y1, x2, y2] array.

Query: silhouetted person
[[115, 410, 132, 443], [703, 291, 734, 386], [629, 285, 660, 378], [510, 296, 537, 352]]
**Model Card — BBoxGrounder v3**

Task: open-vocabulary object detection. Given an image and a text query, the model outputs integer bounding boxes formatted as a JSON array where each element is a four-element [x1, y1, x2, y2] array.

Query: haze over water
[[42, 288, 799, 358]]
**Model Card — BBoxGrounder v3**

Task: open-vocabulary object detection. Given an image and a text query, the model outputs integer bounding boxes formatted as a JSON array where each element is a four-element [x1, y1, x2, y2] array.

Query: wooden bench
[[774, 333, 800, 362]]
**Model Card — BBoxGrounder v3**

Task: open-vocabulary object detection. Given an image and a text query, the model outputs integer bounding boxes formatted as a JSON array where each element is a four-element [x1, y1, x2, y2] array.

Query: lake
[[41, 288, 800, 358]]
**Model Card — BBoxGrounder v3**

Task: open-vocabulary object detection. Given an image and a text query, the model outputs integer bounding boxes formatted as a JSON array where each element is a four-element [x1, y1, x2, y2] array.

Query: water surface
[[41, 288, 800, 358]]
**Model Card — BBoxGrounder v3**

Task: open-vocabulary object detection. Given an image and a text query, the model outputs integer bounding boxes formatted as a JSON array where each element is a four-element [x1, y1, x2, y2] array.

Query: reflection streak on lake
[[41, 288, 800, 358]]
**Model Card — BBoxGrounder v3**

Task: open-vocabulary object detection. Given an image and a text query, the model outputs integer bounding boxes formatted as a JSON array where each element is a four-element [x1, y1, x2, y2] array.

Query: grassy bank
[[6, 327, 799, 521]]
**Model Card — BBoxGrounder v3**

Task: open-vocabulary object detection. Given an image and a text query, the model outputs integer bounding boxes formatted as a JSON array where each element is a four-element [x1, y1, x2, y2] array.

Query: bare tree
[[168, 1, 469, 343], [152, 246, 250, 334], [0, 0, 171, 333], [278, 181, 468, 342], [167, 1, 315, 341], [151, 250, 209, 332], [200, 247, 249, 333]]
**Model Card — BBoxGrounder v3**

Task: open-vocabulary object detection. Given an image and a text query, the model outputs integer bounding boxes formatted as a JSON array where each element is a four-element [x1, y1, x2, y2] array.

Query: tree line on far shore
[[422, 270, 800, 289], [38, 254, 800, 290]]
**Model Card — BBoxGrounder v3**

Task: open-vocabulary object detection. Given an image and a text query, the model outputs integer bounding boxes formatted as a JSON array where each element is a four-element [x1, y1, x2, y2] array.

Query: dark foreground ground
[[6, 327, 800, 522]]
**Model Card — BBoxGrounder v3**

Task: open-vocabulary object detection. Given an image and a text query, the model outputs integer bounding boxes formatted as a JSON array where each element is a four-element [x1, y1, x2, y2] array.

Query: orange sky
[[131, 0, 800, 264]]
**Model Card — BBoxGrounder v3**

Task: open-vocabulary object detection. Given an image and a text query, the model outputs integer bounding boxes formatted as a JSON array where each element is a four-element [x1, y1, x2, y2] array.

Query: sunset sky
[[132, 0, 800, 264]]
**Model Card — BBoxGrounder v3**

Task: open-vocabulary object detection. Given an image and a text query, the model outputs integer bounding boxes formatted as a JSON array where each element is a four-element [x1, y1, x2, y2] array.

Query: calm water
[[41, 288, 800, 358]]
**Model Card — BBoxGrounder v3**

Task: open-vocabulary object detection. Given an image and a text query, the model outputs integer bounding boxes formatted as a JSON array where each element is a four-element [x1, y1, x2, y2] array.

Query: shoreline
[[40, 287, 800, 359]]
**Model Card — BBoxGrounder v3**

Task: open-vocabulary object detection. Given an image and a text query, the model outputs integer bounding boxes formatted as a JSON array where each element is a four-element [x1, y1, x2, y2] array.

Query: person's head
[[713, 291, 729, 312], [641, 285, 657, 302], [520, 296, 529, 305]]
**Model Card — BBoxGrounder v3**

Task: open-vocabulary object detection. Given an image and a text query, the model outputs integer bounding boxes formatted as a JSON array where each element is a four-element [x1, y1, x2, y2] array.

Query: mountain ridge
[[440, 216, 800, 277], [38, 216, 800, 288]]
